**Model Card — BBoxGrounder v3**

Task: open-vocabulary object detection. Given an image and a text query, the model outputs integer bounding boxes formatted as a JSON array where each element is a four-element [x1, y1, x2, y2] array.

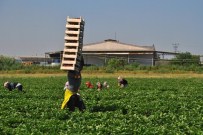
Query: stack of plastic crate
[[60, 16, 85, 71]]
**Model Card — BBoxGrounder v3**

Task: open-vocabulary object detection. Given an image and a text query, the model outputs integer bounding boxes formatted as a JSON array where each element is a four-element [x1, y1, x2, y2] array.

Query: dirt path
[[1, 72, 203, 78]]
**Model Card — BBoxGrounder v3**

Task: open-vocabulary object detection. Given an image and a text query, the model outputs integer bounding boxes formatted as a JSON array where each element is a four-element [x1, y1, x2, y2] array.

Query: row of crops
[[0, 76, 203, 134]]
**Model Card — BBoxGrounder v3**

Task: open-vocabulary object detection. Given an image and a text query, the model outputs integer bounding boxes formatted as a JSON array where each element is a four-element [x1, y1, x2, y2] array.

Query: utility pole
[[172, 43, 179, 53]]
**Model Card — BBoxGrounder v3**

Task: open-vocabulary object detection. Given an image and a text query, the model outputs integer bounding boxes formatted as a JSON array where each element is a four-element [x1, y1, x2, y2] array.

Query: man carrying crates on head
[[60, 16, 86, 112]]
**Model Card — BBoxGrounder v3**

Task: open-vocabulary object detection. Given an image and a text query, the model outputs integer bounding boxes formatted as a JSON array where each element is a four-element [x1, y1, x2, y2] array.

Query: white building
[[82, 39, 156, 66], [45, 39, 177, 66]]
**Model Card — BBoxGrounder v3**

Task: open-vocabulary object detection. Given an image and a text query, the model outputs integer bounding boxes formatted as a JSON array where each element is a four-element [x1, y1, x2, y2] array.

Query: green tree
[[171, 52, 199, 66], [106, 58, 127, 70], [0, 55, 22, 70]]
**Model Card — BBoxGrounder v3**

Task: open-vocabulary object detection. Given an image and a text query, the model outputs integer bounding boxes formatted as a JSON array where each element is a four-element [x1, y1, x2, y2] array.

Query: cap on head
[[85, 81, 91, 86], [86, 81, 90, 84], [96, 82, 101, 85], [65, 81, 69, 86], [118, 76, 122, 80], [4, 81, 9, 87]]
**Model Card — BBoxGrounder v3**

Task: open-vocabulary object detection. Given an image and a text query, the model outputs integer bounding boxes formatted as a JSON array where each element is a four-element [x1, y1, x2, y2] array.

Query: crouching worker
[[103, 81, 110, 89], [97, 81, 110, 91], [85, 81, 94, 89], [96, 82, 103, 91], [118, 76, 128, 88], [61, 56, 86, 112], [4, 81, 23, 92]]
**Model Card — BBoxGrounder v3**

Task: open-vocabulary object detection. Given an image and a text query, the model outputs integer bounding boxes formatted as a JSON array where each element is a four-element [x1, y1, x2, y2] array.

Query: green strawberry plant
[[0, 77, 202, 134]]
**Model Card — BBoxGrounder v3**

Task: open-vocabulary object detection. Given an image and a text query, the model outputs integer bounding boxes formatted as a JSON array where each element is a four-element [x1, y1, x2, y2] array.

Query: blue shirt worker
[[61, 56, 86, 112], [4, 81, 23, 91]]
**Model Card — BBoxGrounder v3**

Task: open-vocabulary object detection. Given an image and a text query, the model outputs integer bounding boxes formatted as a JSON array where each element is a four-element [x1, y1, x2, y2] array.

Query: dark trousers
[[16, 85, 23, 91], [67, 94, 86, 112]]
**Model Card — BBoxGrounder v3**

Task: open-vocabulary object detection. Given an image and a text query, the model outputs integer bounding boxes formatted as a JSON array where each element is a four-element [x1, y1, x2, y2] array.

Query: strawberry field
[[0, 76, 203, 134]]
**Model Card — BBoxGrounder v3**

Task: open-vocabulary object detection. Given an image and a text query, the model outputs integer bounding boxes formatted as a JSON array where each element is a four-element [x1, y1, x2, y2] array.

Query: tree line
[[0, 52, 202, 73]]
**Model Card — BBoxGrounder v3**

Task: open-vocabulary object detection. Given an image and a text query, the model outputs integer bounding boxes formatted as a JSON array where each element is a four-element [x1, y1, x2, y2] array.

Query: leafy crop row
[[0, 76, 203, 134]]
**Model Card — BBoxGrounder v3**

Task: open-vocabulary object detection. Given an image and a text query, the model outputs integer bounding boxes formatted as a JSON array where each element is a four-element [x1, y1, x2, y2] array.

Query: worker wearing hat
[[85, 81, 94, 89], [3, 81, 23, 91], [117, 76, 128, 88]]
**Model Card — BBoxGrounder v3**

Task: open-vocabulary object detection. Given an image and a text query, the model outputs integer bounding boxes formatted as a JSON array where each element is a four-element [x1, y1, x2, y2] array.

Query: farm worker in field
[[103, 81, 109, 89], [3, 81, 23, 91], [96, 82, 103, 91], [85, 81, 94, 89], [61, 56, 86, 112], [96, 81, 109, 91], [117, 76, 128, 88]]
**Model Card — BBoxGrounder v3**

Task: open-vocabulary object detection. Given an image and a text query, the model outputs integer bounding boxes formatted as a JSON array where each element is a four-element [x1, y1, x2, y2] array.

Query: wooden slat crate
[[60, 16, 85, 71]]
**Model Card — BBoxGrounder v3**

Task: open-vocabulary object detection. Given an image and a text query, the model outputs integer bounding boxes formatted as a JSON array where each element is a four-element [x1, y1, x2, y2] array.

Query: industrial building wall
[[83, 54, 154, 66], [84, 55, 105, 66], [128, 54, 154, 66]]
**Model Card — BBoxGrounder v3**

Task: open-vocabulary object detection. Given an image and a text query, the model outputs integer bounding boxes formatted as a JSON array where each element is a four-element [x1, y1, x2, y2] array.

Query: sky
[[0, 0, 203, 57]]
